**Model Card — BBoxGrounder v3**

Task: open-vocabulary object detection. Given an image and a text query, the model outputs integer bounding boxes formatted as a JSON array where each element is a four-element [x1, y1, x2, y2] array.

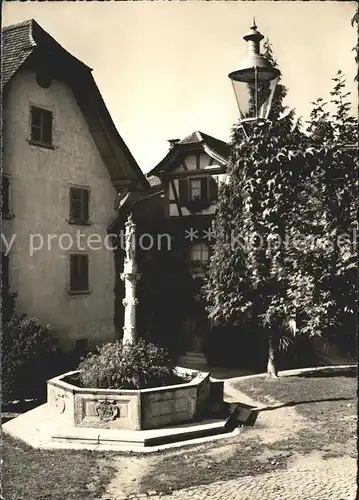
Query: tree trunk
[[267, 334, 278, 378]]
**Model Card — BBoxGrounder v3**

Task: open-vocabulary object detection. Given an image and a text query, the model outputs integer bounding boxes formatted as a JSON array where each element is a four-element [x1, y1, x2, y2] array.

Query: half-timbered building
[[146, 131, 230, 366]]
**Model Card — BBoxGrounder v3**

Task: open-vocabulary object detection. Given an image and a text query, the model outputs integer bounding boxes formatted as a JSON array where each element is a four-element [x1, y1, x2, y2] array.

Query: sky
[[3, 1, 358, 173]]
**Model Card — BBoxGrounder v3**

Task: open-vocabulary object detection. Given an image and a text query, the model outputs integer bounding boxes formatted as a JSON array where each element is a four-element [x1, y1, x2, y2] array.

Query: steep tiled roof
[[148, 130, 229, 176], [1, 19, 91, 90], [2, 20, 35, 87], [179, 131, 229, 159]]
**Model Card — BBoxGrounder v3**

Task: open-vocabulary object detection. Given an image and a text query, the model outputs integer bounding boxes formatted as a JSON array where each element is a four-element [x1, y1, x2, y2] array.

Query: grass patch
[[2, 434, 116, 500], [232, 368, 357, 408], [233, 371, 357, 458]]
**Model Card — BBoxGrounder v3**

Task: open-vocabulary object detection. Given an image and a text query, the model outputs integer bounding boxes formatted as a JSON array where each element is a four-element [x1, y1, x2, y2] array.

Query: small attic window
[[30, 106, 53, 146]]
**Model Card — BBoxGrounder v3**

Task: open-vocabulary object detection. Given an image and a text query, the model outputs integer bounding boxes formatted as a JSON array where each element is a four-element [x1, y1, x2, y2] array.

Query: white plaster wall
[[3, 69, 118, 350], [183, 154, 197, 170]]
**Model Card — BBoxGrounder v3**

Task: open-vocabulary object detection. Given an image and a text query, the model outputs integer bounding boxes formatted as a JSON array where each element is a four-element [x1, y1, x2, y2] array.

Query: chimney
[[168, 139, 180, 149]]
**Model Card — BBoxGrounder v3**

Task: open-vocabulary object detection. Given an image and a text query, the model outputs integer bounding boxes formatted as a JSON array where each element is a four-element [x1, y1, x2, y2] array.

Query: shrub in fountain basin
[[77, 339, 182, 390]]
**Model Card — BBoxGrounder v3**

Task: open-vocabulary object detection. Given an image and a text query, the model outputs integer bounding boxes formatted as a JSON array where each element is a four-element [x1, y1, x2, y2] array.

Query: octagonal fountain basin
[[47, 369, 213, 431]]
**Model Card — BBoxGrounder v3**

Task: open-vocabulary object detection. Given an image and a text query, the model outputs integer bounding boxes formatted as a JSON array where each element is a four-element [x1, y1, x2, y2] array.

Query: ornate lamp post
[[228, 19, 279, 123]]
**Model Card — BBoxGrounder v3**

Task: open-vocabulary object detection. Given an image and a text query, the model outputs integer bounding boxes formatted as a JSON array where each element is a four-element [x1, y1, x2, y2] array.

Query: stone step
[[178, 352, 208, 368], [2, 403, 244, 452]]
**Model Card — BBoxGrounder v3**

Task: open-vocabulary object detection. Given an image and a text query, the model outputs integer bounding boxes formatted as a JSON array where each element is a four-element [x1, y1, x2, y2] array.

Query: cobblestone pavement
[[103, 455, 357, 500]]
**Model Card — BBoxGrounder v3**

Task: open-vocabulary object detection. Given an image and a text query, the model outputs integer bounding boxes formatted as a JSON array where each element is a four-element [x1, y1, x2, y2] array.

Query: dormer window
[[178, 176, 219, 214], [190, 178, 204, 201], [179, 176, 218, 203]]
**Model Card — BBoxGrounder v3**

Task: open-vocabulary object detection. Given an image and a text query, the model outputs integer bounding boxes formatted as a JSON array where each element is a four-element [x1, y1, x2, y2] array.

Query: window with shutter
[[178, 178, 189, 205], [69, 187, 90, 224], [30, 106, 53, 146], [190, 179, 202, 201], [201, 178, 208, 201], [1, 253, 10, 290], [208, 176, 219, 201], [1, 176, 10, 218], [70, 254, 89, 292], [188, 177, 212, 202]]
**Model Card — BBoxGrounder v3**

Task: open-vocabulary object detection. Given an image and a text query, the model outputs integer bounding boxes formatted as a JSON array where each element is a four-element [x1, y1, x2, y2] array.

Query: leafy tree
[[203, 122, 302, 376], [351, 11, 358, 81], [286, 71, 357, 354], [204, 53, 357, 375], [263, 39, 291, 121]]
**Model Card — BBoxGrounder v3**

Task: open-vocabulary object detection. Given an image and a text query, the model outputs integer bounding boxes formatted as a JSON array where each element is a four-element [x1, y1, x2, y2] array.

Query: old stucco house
[[1, 19, 149, 351]]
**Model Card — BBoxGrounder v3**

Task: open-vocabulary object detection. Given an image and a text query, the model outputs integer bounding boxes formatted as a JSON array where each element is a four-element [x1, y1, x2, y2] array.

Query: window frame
[[189, 177, 208, 202], [189, 242, 210, 267], [69, 186, 91, 225], [1, 252, 10, 290], [69, 253, 90, 294], [189, 178, 202, 201], [29, 105, 54, 149], [1, 174, 11, 219]]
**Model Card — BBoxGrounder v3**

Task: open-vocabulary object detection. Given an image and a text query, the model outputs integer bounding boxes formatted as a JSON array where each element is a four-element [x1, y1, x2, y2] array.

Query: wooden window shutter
[[42, 109, 53, 145], [80, 255, 89, 290], [208, 176, 219, 201], [1, 253, 9, 289], [1, 176, 10, 216], [82, 189, 89, 222], [178, 179, 189, 205], [70, 254, 89, 291], [201, 177, 208, 201], [70, 254, 77, 290], [30, 107, 42, 142], [70, 187, 83, 221]]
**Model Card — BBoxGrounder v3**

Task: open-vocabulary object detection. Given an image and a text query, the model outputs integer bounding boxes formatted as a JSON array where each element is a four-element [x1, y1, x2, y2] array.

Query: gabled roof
[[1, 19, 93, 89], [107, 187, 164, 233], [148, 131, 229, 176], [1, 19, 149, 190], [179, 131, 229, 158]]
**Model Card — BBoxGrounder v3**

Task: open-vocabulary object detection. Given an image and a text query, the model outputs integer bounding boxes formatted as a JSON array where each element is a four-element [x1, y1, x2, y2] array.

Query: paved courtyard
[[119, 456, 355, 500]]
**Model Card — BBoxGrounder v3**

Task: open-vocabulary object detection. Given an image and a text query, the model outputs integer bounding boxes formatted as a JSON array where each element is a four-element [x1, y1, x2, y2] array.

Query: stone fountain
[[3, 214, 250, 452]]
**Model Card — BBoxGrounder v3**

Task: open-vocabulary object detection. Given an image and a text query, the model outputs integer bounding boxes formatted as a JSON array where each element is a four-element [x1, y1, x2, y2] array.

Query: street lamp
[[228, 20, 279, 122]]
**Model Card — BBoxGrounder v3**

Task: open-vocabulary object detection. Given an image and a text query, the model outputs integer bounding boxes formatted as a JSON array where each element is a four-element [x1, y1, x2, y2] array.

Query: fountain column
[[120, 214, 141, 345]]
